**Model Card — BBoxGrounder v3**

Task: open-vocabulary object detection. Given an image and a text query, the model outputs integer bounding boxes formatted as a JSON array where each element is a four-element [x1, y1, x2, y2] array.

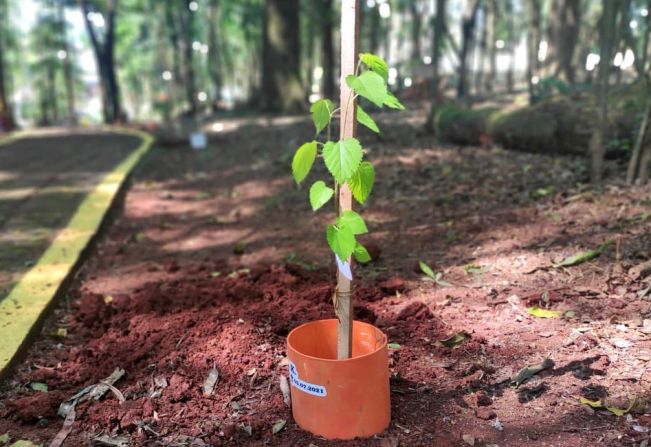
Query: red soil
[[1, 110, 651, 446]]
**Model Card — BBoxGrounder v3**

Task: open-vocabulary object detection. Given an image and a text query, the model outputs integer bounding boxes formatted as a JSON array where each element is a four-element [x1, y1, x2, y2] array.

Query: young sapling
[[291, 52, 405, 356]]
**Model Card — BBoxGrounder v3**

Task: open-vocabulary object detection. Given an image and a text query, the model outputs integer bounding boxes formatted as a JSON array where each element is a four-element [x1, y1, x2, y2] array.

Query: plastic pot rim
[[286, 318, 387, 364]]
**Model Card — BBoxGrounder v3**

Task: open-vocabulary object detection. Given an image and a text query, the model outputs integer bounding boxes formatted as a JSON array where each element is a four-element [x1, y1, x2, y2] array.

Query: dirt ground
[[1, 105, 650, 446], [0, 131, 140, 298]]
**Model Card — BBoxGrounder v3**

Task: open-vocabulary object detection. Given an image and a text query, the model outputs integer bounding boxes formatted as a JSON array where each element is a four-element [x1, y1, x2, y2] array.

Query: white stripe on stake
[[336, 255, 353, 281]]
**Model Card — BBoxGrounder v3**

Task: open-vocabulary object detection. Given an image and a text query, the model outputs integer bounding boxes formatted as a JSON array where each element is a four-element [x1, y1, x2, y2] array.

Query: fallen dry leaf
[[527, 307, 561, 318], [202, 366, 219, 397], [279, 375, 291, 407], [438, 331, 471, 348], [272, 419, 286, 434], [511, 358, 554, 387]]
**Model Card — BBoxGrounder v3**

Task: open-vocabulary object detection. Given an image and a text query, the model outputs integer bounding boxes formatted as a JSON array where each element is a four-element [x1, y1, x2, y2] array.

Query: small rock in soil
[[397, 301, 433, 320], [379, 277, 406, 294], [474, 390, 493, 407], [4, 391, 66, 422], [475, 408, 497, 420], [462, 433, 475, 445]]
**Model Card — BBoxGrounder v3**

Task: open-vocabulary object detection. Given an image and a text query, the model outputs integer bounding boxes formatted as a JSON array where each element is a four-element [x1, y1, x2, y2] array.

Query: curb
[[0, 128, 154, 379]]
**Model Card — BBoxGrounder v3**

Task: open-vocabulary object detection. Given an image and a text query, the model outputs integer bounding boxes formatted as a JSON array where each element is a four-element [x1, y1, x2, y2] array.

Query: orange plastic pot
[[286, 319, 390, 439]]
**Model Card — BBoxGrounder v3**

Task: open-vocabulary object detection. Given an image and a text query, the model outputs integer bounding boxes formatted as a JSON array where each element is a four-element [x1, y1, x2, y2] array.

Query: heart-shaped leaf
[[348, 161, 375, 204], [346, 71, 387, 107], [309, 181, 334, 211], [337, 210, 368, 235], [326, 224, 356, 261], [322, 138, 362, 184]]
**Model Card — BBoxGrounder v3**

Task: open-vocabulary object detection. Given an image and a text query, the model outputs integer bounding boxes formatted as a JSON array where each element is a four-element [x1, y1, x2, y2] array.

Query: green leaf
[[346, 71, 387, 107], [438, 331, 471, 348], [527, 307, 561, 318], [554, 240, 613, 267], [326, 224, 356, 261], [310, 99, 334, 134], [383, 92, 406, 110], [337, 210, 368, 235], [356, 105, 380, 133], [291, 141, 317, 184], [0, 433, 10, 443], [419, 261, 436, 280], [309, 181, 334, 211], [353, 243, 372, 263], [29, 382, 48, 392], [359, 53, 389, 82], [322, 138, 363, 184], [579, 397, 603, 408], [387, 343, 401, 349], [348, 161, 375, 204]]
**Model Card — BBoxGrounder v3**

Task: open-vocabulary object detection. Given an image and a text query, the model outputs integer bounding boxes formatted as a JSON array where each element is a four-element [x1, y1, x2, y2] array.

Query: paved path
[[0, 130, 142, 301]]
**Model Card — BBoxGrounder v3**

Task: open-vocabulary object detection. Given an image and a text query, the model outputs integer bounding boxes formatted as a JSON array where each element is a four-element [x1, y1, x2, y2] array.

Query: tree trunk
[[0, 0, 13, 129], [638, 0, 651, 78], [548, 0, 580, 84], [409, 1, 422, 62], [320, 0, 336, 100], [526, 0, 542, 104], [483, 0, 496, 93], [431, 0, 446, 100], [180, 0, 197, 115], [457, 0, 480, 99], [626, 85, 651, 183], [58, 0, 75, 124], [614, 0, 631, 85], [47, 64, 58, 122], [506, 0, 515, 93], [79, 0, 121, 123], [589, 0, 619, 185], [207, 0, 221, 112], [261, 0, 305, 112], [474, 3, 487, 94]]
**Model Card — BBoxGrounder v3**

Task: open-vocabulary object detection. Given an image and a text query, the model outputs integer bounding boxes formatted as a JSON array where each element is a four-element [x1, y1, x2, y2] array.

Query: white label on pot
[[335, 256, 353, 281], [288, 361, 327, 397]]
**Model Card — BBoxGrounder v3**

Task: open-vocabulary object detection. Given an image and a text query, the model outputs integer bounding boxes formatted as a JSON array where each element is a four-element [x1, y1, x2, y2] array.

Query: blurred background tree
[[0, 0, 649, 183]]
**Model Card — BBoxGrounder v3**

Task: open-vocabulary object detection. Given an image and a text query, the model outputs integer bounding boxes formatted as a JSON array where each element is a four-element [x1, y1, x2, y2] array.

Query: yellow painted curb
[[0, 128, 154, 376]]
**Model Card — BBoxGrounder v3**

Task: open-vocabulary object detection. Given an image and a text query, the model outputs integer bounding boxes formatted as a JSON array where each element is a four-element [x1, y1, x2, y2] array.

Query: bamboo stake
[[336, 0, 360, 360]]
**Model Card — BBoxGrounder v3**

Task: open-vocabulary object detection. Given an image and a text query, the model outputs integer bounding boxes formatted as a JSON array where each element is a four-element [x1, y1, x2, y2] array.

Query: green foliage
[[359, 52, 388, 81], [337, 210, 368, 235], [326, 224, 356, 261], [348, 161, 375, 204], [291, 141, 317, 184], [289, 53, 404, 264], [309, 180, 334, 211], [346, 71, 387, 107], [353, 243, 372, 263], [323, 138, 363, 184], [356, 105, 379, 133], [310, 99, 335, 134], [383, 92, 405, 110]]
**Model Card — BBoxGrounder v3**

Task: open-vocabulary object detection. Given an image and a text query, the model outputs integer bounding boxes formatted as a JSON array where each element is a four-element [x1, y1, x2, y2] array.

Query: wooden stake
[[337, 0, 360, 360]]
